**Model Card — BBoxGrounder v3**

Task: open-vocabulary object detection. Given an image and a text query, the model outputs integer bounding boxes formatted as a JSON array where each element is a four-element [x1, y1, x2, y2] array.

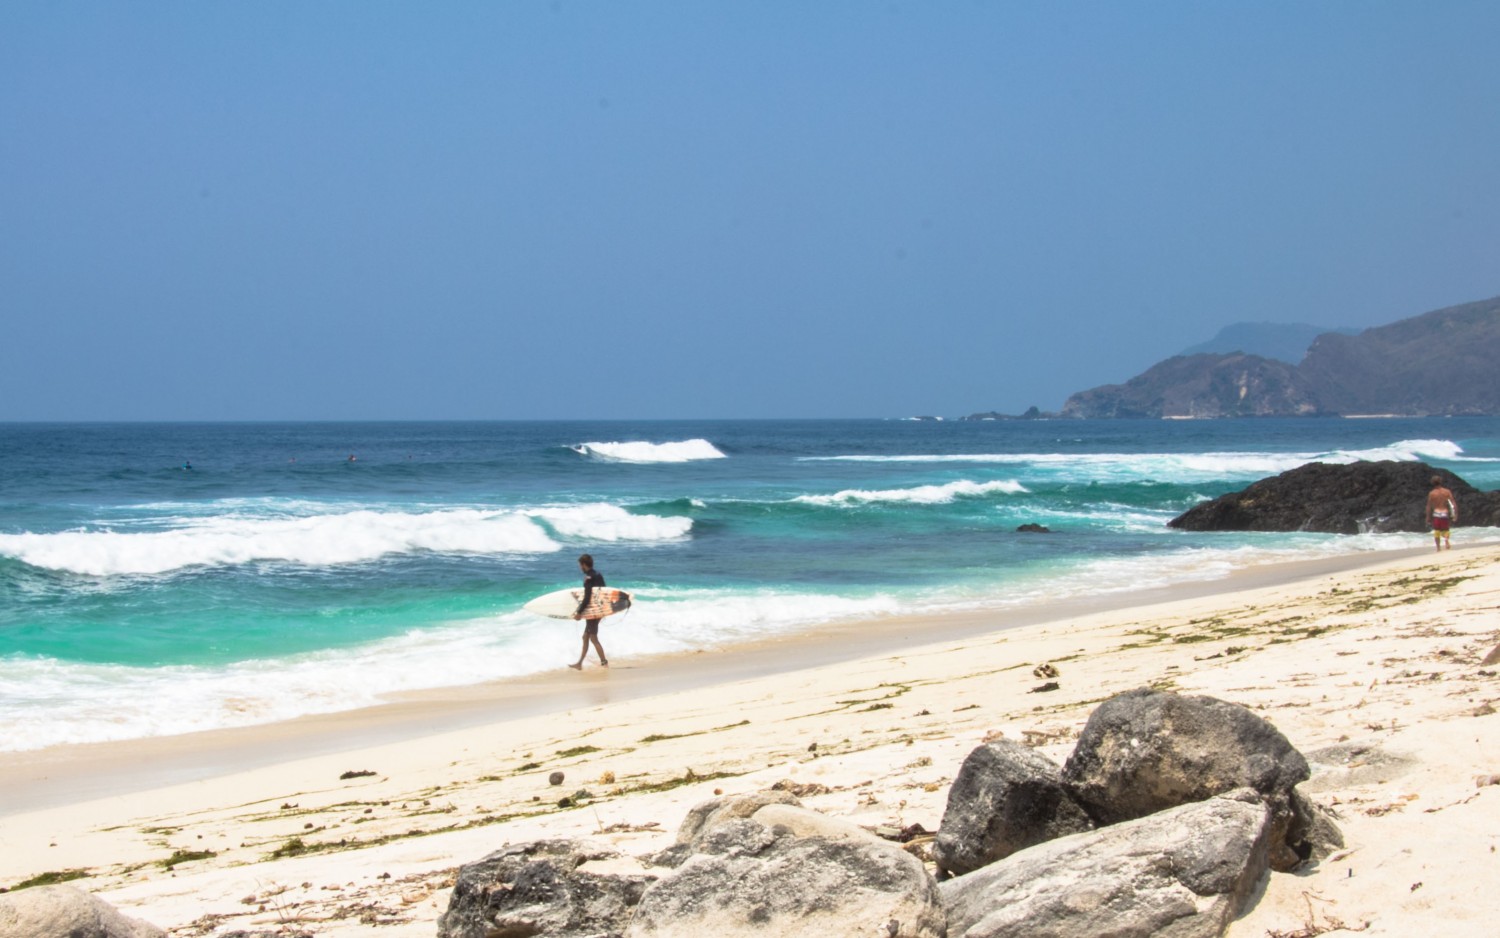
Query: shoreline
[[0, 543, 1439, 815], [2, 542, 1496, 937]]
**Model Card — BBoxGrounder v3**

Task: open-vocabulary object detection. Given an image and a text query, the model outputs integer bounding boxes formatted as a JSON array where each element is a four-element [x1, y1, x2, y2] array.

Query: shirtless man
[[1425, 476, 1458, 552]]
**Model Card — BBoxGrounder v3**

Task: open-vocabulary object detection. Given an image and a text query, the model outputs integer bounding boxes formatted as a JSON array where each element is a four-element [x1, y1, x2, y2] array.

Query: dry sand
[[2, 543, 1497, 937]]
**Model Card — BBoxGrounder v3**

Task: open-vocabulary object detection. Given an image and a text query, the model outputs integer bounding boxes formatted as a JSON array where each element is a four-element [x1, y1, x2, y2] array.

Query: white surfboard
[[523, 587, 633, 620]]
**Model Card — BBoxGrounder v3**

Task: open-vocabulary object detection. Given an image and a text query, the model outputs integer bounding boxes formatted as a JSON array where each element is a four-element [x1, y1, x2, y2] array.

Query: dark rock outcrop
[[1168, 461, 1500, 533], [931, 739, 1093, 877], [938, 793, 1272, 938], [0, 885, 166, 938], [437, 839, 655, 938], [962, 406, 1057, 421], [1289, 786, 1345, 861], [1060, 689, 1311, 871]]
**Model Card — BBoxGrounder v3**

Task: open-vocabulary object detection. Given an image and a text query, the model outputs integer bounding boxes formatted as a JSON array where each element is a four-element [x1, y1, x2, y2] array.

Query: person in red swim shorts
[[1425, 475, 1458, 552]]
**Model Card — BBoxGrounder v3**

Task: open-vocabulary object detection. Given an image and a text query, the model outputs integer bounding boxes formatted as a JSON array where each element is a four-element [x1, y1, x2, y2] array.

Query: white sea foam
[[0, 613, 571, 750], [7, 529, 1497, 752], [0, 504, 694, 577], [1330, 438, 1466, 463], [796, 479, 1028, 507], [804, 452, 1307, 482], [801, 439, 1484, 483], [528, 503, 694, 542], [0, 589, 900, 751], [1011, 503, 1180, 534], [1027, 534, 1426, 597], [616, 588, 904, 648], [571, 439, 727, 463], [112, 497, 361, 517]]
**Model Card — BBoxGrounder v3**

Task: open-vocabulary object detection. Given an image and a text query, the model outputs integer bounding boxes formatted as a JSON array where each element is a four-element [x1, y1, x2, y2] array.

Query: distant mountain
[[1297, 296, 1500, 416], [1178, 322, 1358, 364], [1062, 296, 1500, 418], [1060, 353, 1319, 419]]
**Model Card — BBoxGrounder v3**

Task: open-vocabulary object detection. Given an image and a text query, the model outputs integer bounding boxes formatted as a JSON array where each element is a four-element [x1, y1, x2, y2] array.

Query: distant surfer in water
[[569, 553, 609, 669], [1426, 475, 1458, 552]]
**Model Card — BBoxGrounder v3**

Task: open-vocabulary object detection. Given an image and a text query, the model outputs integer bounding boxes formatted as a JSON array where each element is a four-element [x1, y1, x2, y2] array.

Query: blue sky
[[3, 2, 1497, 420]]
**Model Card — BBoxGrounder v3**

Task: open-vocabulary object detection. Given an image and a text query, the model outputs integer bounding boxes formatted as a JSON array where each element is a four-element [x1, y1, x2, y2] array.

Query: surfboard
[[523, 587, 633, 620]]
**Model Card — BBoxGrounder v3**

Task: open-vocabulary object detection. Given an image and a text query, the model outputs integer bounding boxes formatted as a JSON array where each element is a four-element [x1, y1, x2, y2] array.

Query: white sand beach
[[3, 544, 1497, 937]]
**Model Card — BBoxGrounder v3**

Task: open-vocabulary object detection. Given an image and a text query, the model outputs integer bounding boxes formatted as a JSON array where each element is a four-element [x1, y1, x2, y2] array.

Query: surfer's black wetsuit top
[[576, 569, 606, 618]]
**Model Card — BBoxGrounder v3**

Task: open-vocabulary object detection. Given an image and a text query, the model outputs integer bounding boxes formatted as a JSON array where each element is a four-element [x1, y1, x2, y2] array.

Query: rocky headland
[[1060, 295, 1500, 419]]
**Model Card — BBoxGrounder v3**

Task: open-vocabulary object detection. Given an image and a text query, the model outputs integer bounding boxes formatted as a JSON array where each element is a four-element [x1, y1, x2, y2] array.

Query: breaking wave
[[570, 439, 727, 463], [0, 503, 693, 577], [801, 439, 1482, 483], [795, 479, 1029, 507]]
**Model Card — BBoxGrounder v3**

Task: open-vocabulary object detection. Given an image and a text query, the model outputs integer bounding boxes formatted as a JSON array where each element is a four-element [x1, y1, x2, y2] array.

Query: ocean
[[3, 418, 1498, 753]]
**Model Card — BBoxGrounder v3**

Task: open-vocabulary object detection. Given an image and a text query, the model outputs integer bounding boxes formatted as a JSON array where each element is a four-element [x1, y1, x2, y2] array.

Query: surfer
[[1425, 476, 1458, 552], [569, 553, 609, 669]]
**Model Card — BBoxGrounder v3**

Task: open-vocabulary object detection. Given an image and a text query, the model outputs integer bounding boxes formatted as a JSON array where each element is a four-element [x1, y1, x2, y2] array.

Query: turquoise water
[[2, 418, 1498, 750]]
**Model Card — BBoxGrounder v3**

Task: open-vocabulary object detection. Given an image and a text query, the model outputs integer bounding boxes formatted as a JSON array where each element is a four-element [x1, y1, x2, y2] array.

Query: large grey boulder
[[932, 739, 1093, 878], [437, 839, 655, 938], [939, 793, 1272, 938], [627, 813, 946, 938], [675, 789, 802, 848], [650, 789, 805, 869], [1060, 689, 1310, 870], [0, 885, 165, 938]]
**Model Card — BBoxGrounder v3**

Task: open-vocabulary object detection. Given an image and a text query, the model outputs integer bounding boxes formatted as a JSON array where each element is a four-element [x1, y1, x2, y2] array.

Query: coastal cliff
[[1059, 353, 1318, 419], [1060, 295, 1500, 418], [1296, 296, 1500, 416]]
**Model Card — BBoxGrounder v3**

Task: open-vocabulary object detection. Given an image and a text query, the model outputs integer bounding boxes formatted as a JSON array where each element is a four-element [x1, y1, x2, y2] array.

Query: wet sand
[[0, 545, 1434, 814]]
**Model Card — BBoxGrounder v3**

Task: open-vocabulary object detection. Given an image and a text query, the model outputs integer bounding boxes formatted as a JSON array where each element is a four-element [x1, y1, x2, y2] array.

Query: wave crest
[[801, 439, 1479, 483], [529, 504, 693, 542], [570, 439, 727, 463], [796, 479, 1028, 507], [0, 503, 695, 577]]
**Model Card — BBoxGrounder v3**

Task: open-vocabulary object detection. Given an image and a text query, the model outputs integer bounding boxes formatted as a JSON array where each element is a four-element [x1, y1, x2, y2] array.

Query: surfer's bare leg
[[572, 619, 604, 669]]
